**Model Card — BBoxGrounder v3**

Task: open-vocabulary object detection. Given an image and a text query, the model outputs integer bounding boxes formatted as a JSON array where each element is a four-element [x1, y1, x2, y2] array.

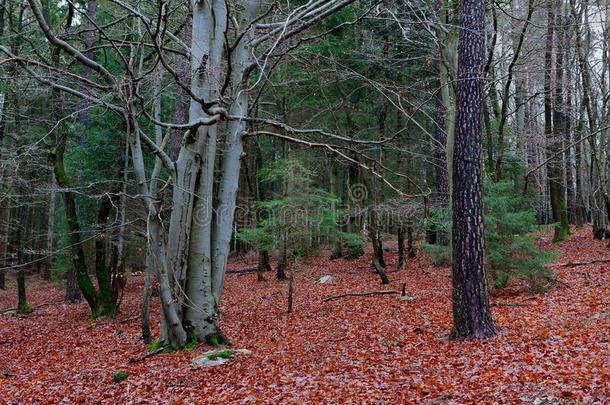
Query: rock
[[192, 356, 229, 367], [315, 275, 333, 284], [192, 348, 252, 367]]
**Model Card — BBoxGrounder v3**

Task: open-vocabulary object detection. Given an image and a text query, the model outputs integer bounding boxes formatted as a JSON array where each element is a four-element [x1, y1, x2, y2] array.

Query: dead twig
[[119, 309, 138, 324], [323, 290, 400, 302], [226, 268, 257, 275], [491, 302, 528, 307], [549, 259, 610, 267], [1, 301, 63, 315], [127, 348, 164, 364]]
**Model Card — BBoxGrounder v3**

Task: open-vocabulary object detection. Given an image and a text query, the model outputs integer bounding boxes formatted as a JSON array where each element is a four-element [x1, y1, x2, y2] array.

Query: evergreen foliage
[[238, 158, 343, 258], [421, 178, 557, 289]]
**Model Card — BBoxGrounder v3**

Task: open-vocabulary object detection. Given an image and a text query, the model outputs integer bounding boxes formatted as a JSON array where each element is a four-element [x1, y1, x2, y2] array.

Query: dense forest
[[0, 0, 608, 402]]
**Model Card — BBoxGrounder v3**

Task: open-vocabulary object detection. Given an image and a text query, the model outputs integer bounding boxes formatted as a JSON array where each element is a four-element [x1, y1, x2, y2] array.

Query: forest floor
[[0, 227, 608, 403]]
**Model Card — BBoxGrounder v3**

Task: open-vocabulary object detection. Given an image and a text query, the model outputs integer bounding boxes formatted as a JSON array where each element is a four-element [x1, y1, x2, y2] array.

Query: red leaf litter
[[1, 227, 608, 403]]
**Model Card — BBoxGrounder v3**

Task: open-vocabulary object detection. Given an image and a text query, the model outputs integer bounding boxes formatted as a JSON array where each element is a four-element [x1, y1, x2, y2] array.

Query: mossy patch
[[17, 303, 33, 314], [192, 348, 251, 367], [205, 334, 220, 346], [207, 349, 236, 361], [146, 337, 165, 352], [112, 371, 128, 383], [182, 340, 198, 351]]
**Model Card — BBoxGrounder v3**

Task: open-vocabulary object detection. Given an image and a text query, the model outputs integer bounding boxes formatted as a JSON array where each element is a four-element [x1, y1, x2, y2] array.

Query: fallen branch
[[127, 348, 164, 364], [226, 268, 257, 275], [1, 372, 15, 378], [119, 309, 138, 324], [491, 302, 528, 307], [549, 259, 610, 268], [323, 290, 400, 302], [0, 301, 63, 315], [552, 278, 570, 287]]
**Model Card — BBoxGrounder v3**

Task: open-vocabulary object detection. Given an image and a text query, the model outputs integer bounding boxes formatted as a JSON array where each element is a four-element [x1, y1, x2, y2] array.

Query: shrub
[[420, 178, 557, 290]]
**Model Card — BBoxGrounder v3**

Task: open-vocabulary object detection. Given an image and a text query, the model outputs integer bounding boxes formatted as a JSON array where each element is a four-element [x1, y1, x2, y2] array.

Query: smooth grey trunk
[[438, 0, 457, 197], [141, 251, 153, 344], [129, 106, 186, 347], [141, 68, 164, 343], [178, 0, 225, 342], [211, 29, 255, 299]]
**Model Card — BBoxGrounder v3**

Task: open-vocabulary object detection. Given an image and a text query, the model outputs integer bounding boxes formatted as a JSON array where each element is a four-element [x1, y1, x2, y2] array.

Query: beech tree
[[5, 0, 367, 348]]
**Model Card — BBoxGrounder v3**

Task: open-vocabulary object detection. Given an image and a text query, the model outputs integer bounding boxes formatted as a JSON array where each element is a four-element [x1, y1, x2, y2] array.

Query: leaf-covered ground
[[1, 227, 608, 403]]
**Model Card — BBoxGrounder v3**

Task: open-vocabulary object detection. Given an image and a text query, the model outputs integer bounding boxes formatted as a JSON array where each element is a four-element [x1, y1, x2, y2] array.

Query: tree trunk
[[0, 199, 8, 290], [276, 233, 289, 281], [370, 210, 389, 284], [16, 209, 29, 314], [329, 158, 343, 259], [43, 177, 55, 280], [94, 197, 116, 317], [371, 226, 390, 285], [547, 2, 570, 242], [0, 89, 5, 289], [407, 223, 416, 258], [450, 0, 497, 340], [52, 152, 97, 310], [438, 0, 458, 197], [141, 251, 154, 344], [163, 0, 221, 346], [256, 249, 271, 282], [397, 225, 405, 270]]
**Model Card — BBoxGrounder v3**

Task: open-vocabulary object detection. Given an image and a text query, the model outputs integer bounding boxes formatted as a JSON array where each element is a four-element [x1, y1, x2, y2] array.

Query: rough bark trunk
[[16, 208, 29, 314], [0, 89, 5, 289], [370, 209, 389, 284], [0, 198, 8, 290], [450, 0, 497, 340], [276, 241, 289, 281], [94, 197, 116, 317]]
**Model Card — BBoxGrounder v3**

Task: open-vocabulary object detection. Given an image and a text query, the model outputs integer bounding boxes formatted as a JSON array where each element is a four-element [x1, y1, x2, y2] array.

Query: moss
[[207, 349, 236, 361], [112, 371, 128, 383], [146, 337, 165, 352], [17, 303, 32, 314], [182, 340, 198, 351], [205, 334, 220, 346], [552, 226, 570, 243]]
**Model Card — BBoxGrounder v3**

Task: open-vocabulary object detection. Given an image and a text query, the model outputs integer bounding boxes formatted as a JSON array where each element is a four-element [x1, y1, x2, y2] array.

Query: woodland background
[[0, 0, 608, 402]]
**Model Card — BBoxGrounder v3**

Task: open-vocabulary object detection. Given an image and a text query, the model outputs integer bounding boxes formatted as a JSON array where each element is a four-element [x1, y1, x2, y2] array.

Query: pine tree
[[451, 0, 497, 339]]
